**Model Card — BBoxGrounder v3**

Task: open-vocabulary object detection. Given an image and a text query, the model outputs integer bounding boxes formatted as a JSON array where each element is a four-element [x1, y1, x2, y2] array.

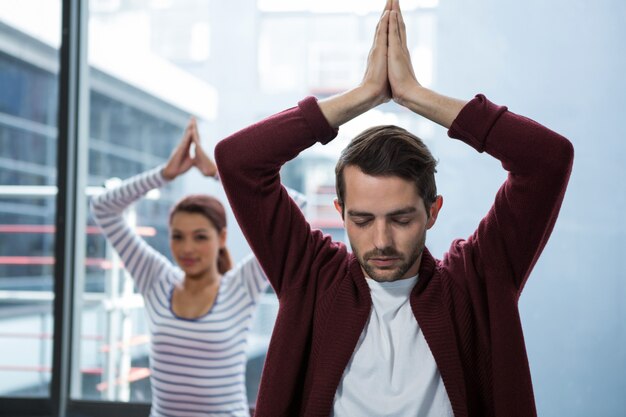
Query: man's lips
[[368, 257, 401, 268]]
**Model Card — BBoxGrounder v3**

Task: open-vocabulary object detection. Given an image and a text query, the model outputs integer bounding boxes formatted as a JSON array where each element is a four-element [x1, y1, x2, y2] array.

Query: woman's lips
[[179, 258, 197, 267]]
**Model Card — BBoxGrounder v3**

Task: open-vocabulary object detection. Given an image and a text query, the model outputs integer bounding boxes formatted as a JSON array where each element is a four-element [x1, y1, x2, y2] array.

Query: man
[[215, 1, 573, 416]]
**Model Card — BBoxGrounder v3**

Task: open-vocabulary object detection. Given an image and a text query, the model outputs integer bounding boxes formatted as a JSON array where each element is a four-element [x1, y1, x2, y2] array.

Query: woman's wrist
[[161, 167, 176, 181]]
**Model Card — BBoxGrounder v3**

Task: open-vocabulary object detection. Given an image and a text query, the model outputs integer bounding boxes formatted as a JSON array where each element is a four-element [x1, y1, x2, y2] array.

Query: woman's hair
[[335, 125, 438, 214], [169, 195, 233, 274]]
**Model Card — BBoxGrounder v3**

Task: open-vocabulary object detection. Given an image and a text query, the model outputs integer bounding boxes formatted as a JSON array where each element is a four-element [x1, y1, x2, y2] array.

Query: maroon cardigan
[[215, 95, 573, 417]]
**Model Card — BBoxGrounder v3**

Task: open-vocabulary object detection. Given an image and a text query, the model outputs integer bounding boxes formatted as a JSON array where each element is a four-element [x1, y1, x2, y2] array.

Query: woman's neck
[[182, 269, 221, 293]]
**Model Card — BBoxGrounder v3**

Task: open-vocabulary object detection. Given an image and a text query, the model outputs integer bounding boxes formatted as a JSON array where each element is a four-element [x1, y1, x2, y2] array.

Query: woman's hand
[[190, 119, 218, 178], [162, 118, 196, 181], [162, 117, 218, 181]]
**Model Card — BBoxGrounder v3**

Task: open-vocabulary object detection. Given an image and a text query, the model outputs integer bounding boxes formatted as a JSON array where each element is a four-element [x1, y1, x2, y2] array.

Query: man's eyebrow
[[346, 210, 374, 217], [387, 207, 418, 216]]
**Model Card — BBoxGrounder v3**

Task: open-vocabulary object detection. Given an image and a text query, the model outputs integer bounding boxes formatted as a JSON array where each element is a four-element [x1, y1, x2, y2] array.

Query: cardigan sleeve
[[231, 187, 305, 303], [447, 94, 574, 294], [89, 166, 179, 296], [286, 186, 308, 211], [215, 97, 342, 298]]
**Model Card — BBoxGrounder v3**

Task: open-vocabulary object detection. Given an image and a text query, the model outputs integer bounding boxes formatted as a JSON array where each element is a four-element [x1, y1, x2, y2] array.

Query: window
[[0, 1, 61, 400]]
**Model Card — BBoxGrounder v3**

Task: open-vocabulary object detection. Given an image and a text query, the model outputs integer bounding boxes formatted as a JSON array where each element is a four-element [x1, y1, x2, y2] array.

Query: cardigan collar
[[411, 248, 469, 417]]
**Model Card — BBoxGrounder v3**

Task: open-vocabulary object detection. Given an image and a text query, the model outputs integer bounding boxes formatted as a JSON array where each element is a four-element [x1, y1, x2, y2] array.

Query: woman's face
[[169, 211, 226, 279]]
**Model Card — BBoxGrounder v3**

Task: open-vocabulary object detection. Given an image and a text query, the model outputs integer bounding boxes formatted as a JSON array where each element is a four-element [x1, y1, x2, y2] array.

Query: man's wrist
[[396, 84, 428, 113], [400, 86, 468, 129], [356, 83, 389, 109], [319, 86, 383, 128]]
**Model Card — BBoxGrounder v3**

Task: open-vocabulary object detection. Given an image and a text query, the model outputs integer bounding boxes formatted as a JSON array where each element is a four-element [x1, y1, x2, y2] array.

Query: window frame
[[0, 1, 152, 416]]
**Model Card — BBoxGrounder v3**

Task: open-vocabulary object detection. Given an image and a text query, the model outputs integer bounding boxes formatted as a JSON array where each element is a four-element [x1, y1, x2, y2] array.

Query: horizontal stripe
[[152, 346, 246, 362], [152, 356, 244, 371], [152, 333, 246, 353], [150, 374, 242, 390], [151, 365, 243, 380], [146, 310, 253, 335], [154, 400, 247, 411], [152, 384, 244, 400]]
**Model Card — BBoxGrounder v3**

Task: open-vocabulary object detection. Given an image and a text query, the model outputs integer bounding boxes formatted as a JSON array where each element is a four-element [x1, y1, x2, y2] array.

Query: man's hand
[[360, 0, 392, 106], [386, 0, 467, 128], [319, 1, 393, 127], [387, 0, 420, 107]]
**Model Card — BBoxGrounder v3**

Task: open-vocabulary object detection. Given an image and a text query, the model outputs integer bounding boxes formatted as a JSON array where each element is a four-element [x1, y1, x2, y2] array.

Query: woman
[[90, 119, 303, 417]]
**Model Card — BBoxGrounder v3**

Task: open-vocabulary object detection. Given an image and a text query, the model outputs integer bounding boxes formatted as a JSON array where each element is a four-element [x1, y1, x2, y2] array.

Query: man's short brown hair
[[335, 125, 438, 214]]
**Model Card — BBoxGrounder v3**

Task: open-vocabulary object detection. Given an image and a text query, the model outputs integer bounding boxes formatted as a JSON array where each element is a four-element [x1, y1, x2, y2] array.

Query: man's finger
[[377, 10, 390, 47], [397, 6, 407, 49], [390, 0, 407, 47], [389, 10, 400, 50], [381, 0, 392, 17], [371, 9, 389, 59], [374, 9, 389, 40]]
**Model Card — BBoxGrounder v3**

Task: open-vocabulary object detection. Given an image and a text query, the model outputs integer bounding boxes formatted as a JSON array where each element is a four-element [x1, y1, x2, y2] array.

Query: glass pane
[[0, 0, 61, 398], [76, 0, 216, 404], [78, 99, 189, 402]]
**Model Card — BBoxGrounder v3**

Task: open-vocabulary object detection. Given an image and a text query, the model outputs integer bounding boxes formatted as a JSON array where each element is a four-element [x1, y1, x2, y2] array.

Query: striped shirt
[[90, 166, 271, 417]]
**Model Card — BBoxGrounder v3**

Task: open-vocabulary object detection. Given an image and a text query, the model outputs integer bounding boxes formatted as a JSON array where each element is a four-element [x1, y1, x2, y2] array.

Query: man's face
[[335, 165, 442, 282]]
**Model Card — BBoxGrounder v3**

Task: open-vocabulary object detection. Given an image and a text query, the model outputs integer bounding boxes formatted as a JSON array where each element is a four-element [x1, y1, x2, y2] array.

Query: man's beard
[[352, 231, 426, 282]]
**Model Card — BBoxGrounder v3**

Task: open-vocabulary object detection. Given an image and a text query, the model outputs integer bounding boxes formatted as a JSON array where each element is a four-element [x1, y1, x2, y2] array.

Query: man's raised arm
[[215, 2, 395, 296], [388, 0, 573, 292]]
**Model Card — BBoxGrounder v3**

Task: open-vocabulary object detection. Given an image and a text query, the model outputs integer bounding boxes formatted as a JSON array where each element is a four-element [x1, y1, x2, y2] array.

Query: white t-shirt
[[331, 275, 454, 417]]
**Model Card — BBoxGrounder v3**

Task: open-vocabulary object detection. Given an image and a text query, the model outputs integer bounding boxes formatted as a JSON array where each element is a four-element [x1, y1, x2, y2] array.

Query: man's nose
[[373, 220, 392, 250]]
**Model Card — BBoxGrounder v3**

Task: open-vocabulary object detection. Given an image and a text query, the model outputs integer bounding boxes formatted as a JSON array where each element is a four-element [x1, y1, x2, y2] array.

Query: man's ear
[[426, 195, 443, 229], [333, 198, 344, 220]]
